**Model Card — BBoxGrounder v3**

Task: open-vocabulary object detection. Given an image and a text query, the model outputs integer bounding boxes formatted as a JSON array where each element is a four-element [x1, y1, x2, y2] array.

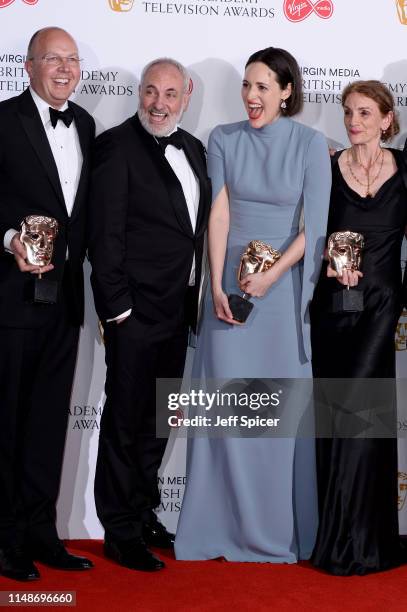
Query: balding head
[[25, 27, 81, 109]]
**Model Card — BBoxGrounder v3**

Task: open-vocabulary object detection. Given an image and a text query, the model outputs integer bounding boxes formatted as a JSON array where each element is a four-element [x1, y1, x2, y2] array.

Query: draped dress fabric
[[311, 149, 407, 575], [174, 117, 331, 562]]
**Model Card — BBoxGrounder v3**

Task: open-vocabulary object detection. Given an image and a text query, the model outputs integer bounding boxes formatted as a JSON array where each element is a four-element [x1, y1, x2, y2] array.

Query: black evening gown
[[311, 149, 407, 575]]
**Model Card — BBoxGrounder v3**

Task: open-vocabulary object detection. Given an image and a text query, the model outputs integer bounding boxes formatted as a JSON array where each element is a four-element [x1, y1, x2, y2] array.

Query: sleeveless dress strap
[[388, 147, 407, 192], [330, 150, 342, 168]]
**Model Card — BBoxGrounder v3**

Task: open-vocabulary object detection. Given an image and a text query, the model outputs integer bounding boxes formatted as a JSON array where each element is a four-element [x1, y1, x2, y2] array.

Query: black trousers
[[0, 286, 80, 548], [95, 311, 189, 542]]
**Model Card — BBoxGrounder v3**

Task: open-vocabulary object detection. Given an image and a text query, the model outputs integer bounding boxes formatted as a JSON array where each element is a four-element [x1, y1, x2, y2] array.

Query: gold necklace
[[355, 147, 382, 173], [347, 148, 384, 197]]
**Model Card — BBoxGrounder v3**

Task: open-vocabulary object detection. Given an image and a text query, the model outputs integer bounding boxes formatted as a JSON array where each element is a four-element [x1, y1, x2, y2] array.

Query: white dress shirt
[[3, 87, 82, 251], [110, 127, 200, 322], [164, 132, 200, 286]]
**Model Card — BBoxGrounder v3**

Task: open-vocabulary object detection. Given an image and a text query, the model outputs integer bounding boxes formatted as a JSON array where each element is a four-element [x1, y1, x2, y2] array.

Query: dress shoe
[[31, 541, 93, 570], [143, 518, 175, 548], [0, 546, 40, 581], [104, 538, 165, 571]]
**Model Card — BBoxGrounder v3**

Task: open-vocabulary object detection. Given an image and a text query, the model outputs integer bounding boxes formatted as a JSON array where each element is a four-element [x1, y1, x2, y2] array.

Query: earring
[[280, 100, 287, 109]]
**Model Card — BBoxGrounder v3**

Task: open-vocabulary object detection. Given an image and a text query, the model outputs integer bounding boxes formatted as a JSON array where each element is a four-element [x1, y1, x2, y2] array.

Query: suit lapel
[[180, 131, 210, 238], [131, 115, 194, 237], [70, 103, 90, 220], [17, 89, 66, 213]]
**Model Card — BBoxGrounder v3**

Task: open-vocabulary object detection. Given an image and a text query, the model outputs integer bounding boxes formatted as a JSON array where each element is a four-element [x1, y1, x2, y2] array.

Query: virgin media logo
[[0, 0, 38, 7], [283, 0, 333, 22]]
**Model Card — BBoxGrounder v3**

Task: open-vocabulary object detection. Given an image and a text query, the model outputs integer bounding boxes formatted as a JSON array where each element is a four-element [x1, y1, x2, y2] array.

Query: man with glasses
[[0, 27, 94, 581]]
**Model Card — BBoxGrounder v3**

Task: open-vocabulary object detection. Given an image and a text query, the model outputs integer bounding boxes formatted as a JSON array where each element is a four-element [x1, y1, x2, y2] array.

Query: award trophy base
[[332, 288, 364, 313], [25, 277, 58, 304], [228, 293, 254, 323]]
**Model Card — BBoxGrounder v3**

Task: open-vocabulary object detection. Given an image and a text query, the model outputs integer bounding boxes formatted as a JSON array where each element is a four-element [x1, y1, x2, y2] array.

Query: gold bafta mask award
[[397, 0, 407, 25], [228, 240, 281, 322], [396, 309, 407, 351], [398, 472, 407, 511], [328, 230, 364, 313], [109, 0, 134, 11], [20, 215, 59, 303]]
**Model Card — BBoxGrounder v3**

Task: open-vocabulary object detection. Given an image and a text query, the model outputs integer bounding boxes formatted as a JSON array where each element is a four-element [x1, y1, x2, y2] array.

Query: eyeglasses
[[29, 55, 82, 66]]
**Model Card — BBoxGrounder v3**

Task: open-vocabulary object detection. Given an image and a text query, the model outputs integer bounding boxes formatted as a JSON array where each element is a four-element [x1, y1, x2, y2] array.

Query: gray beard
[[138, 106, 183, 137]]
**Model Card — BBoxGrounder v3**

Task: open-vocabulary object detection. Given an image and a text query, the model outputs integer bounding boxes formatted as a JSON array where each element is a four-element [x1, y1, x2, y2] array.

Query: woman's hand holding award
[[328, 230, 364, 312], [228, 240, 281, 322]]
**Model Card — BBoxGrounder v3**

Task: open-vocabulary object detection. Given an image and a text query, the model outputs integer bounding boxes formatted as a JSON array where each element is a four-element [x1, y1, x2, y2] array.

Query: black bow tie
[[156, 130, 184, 152], [49, 106, 74, 129]]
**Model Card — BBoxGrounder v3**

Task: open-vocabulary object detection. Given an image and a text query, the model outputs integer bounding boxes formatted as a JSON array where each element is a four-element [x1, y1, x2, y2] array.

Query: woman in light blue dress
[[175, 48, 331, 562]]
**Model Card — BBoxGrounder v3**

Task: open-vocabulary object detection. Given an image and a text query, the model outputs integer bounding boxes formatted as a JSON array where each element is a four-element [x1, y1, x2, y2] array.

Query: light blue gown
[[175, 117, 331, 562]]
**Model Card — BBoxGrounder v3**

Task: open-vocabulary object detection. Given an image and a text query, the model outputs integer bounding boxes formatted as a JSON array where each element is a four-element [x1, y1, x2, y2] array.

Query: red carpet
[[1, 541, 406, 611]]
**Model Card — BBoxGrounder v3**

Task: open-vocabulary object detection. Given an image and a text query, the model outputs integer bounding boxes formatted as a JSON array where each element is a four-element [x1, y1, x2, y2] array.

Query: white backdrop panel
[[0, 0, 406, 536]]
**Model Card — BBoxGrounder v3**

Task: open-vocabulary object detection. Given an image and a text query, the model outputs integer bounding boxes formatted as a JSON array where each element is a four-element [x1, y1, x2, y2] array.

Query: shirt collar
[[29, 87, 69, 127], [153, 125, 179, 148], [167, 125, 179, 136]]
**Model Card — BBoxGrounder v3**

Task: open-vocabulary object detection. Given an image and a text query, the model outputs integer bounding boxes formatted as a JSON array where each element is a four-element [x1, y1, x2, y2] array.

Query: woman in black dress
[[311, 80, 407, 575]]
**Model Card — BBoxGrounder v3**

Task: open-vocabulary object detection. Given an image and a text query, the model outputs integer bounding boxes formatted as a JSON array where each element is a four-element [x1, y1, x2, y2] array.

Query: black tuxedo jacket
[[0, 88, 95, 328], [89, 114, 211, 332]]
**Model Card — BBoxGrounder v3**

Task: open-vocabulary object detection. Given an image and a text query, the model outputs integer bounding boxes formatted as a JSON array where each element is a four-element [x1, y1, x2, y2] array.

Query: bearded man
[[88, 58, 211, 571]]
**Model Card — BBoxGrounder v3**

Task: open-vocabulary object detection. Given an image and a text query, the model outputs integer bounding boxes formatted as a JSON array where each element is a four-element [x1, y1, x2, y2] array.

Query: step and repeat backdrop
[[1, 0, 407, 537]]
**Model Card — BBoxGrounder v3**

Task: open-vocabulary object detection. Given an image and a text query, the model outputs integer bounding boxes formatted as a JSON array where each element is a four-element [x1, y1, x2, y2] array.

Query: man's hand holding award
[[18, 215, 59, 304]]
